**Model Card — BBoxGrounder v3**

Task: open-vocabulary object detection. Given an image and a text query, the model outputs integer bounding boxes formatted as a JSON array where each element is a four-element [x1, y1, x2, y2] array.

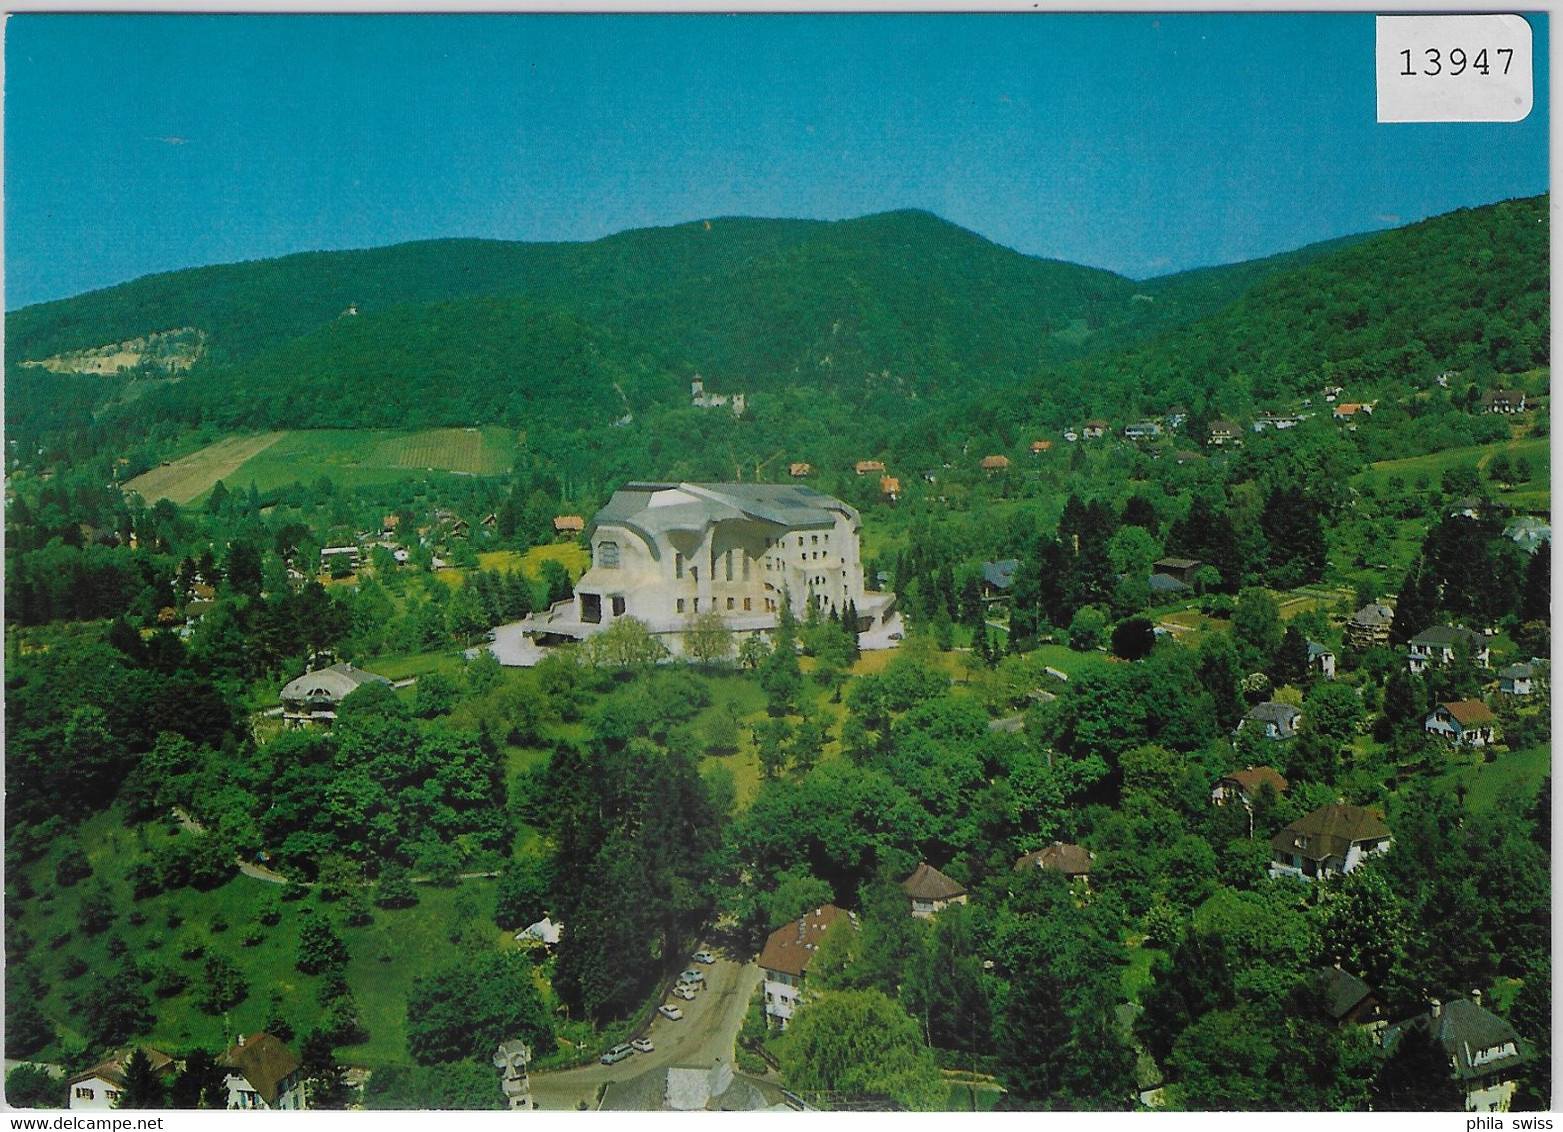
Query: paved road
[[528, 952, 761, 1111]]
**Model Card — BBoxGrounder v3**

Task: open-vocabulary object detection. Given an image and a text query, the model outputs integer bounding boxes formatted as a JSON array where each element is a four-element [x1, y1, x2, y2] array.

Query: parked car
[[692, 950, 715, 964], [600, 1043, 633, 1065], [673, 985, 697, 1000], [658, 1004, 684, 1021], [679, 969, 705, 985], [631, 1038, 654, 1053]]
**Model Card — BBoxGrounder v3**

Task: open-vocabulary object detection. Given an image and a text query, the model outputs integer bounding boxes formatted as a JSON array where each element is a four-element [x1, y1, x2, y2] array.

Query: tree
[[413, 673, 460, 718], [363, 1064, 507, 1110], [406, 950, 553, 1064], [197, 950, 248, 1014], [1317, 864, 1403, 987], [683, 611, 734, 667], [76, 960, 153, 1048], [1110, 616, 1156, 660], [1231, 588, 1283, 675], [902, 903, 990, 1055], [493, 856, 550, 928], [168, 1049, 229, 1109], [778, 989, 945, 1110], [760, 635, 803, 715], [115, 1048, 167, 1109], [5, 1064, 63, 1108], [1274, 626, 1309, 685], [1373, 1020, 1465, 1111], [300, 1028, 354, 1110], [1066, 604, 1107, 651], [374, 860, 418, 909], [297, 914, 349, 975], [582, 616, 668, 670]]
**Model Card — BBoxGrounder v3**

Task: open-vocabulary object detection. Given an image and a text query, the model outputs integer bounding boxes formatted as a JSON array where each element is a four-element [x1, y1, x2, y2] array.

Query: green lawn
[[1431, 743, 1551, 813], [1351, 436, 1550, 501]]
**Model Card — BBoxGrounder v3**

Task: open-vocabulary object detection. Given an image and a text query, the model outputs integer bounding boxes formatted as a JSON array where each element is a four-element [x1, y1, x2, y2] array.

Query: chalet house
[[1447, 495, 1485, 520], [1238, 701, 1302, 741], [1498, 663, 1534, 695], [1382, 995, 1527, 1113], [1308, 640, 1337, 679], [1480, 389, 1527, 414], [854, 460, 886, 476], [1346, 603, 1395, 649], [788, 463, 812, 478], [1309, 967, 1390, 1033], [1014, 841, 1094, 883], [1425, 700, 1498, 746], [1081, 420, 1108, 440], [1153, 558, 1201, 586], [518, 483, 896, 653], [280, 662, 392, 727], [1211, 766, 1288, 807], [1332, 402, 1372, 423], [1269, 803, 1391, 881], [760, 904, 854, 1029], [1208, 421, 1242, 446], [1123, 421, 1162, 441], [1030, 440, 1053, 454], [981, 559, 1019, 601], [221, 1033, 305, 1111], [1407, 625, 1490, 675], [1253, 414, 1302, 431], [902, 862, 968, 919], [68, 1048, 176, 1110], [553, 515, 586, 536], [690, 377, 746, 417], [980, 454, 1011, 472]]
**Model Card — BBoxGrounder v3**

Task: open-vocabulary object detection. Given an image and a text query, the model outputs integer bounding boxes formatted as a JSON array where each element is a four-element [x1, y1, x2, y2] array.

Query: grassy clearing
[[122, 433, 287, 505], [1121, 938, 1165, 1003], [1351, 436, 1550, 499], [371, 428, 513, 476], [435, 544, 590, 590], [1431, 743, 1551, 813]]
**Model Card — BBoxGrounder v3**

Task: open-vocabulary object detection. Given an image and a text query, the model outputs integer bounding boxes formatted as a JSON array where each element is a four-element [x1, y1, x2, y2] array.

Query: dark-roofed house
[[759, 905, 853, 1029], [67, 1048, 176, 1110], [1081, 420, 1108, 439], [1239, 701, 1302, 741], [1425, 700, 1499, 746], [1310, 967, 1391, 1032], [1480, 389, 1527, 414], [1408, 625, 1491, 675], [1346, 603, 1395, 650], [1503, 516, 1550, 555], [1014, 841, 1094, 882], [902, 862, 968, 919], [1382, 995, 1527, 1112], [517, 482, 897, 652], [1211, 766, 1289, 807], [1308, 640, 1336, 679], [1153, 558, 1201, 585], [280, 662, 392, 727], [981, 559, 1019, 601], [1270, 803, 1391, 881], [1498, 663, 1534, 696], [221, 1033, 305, 1111], [1208, 421, 1242, 446], [1148, 572, 1189, 598]]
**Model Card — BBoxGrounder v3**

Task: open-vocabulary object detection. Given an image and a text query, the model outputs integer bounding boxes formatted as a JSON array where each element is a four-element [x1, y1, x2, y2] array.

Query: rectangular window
[[76, 1088, 93, 1099], [744, 597, 752, 611], [677, 598, 685, 613], [811, 535, 818, 545], [693, 597, 700, 612], [597, 541, 620, 569], [797, 537, 804, 548], [611, 595, 626, 617], [743, 554, 751, 581], [726, 550, 734, 582], [675, 553, 684, 579], [727, 597, 735, 610]]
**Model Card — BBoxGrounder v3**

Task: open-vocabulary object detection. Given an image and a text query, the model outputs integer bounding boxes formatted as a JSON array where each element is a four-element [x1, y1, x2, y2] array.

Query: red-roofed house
[[759, 905, 854, 1029], [902, 861, 968, 918], [1425, 700, 1499, 747], [1014, 842, 1095, 882], [221, 1033, 305, 1111], [1211, 766, 1289, 807]]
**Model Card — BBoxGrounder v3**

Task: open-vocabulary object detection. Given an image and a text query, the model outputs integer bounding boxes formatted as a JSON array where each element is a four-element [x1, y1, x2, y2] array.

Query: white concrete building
[[519, 482, 895, 652]]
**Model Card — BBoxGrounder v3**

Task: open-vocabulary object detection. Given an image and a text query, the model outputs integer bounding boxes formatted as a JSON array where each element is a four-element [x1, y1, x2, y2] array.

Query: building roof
[[1149, 573, 1189, 595], [1083, 419, 1109, 430], [221, 1033, 301, 1107], [1310, 967, 1377, 1023], [855, 460, 886, 473], [1210, 420, 1240, 434], [902, 861, 967, 902], [1030, 440, 1053, 451], [553, 515, 585, 532], [1244, 701, 1302, 737], [1409, 625, 1486, 649], [1271, 803, 1390, 865], [758, 904, 850, 978], [1436, 700, 1497, 726], [1498, 663, 1535, 679], [279, 662, 391, 704], [1350, 603, 1395, 627], [1307, 640, 1334, 660], [589, 482, 858, 555], [1154, 557, 1199, 571], [66, 1047, 176, 1090], [980, 455, 1011, 469], [1383, 998, 1527, 1082], [1221, 766, 1289, 797], [880, 476, 901, 495], [982, 560, 1020, 590], [1014, 841, 1094, 877]]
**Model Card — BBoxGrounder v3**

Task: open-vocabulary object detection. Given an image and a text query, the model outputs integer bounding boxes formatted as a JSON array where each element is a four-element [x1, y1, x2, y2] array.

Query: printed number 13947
[[1399, 47, 1512, 76]]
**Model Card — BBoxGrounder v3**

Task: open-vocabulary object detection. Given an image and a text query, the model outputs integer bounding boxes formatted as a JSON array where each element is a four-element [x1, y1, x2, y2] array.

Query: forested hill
[[1046, 195, 1549, 421]]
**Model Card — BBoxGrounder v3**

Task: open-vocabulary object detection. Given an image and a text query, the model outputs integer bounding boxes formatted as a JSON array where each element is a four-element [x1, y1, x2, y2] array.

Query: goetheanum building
[[519, 482, 895, 652]]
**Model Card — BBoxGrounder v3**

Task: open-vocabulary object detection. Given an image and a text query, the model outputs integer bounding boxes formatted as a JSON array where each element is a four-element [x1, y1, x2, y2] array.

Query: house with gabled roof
[[1382, 994, 1528, 1112], [1497, 663, 1535, 696], [902, 862, 968, 919], [981, 559, 1019, 601], [759, 905, 854, 1030], [1408, 625, 1491, 674], [1239, 701, 1302, 741], [1269, 803, 1391, 881], [1425, 700, 1499, 746], [1208, 421, 1242, 447], [1308, 640, 1336, 679], [980, 454, 1011, 471], [221, 1033, 305, 1111], [1211, 766, 1289, 807], [1014, 841, 1094, 882], [67, 1048, 176, 1110], [1480, 389, 1527, 414], [1308, 966, 1391, 1033]]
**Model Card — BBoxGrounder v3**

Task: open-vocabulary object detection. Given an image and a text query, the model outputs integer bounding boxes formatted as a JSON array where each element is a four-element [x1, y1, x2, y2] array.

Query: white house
[[279, 662, 392, 727], [901, 861, 968, 919], [759, 905, 854, 1030], [1269, 803, 1391, 881], [67, 1048, 175, 1110], [1498, 663, 1534, 696], [1382, 995, 1528, 1112], [1424, 700, 1499, 747], [1408, 626, 1491, 675], [1307, 640, 1336, 679], [221, 1033, 305, 1111], [518, 482, 895, 653]]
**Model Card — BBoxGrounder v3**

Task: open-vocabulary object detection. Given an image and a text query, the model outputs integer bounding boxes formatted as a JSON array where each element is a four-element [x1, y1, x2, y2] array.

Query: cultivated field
[[122, 432, 287, 505], [128, 428, 517, 503]]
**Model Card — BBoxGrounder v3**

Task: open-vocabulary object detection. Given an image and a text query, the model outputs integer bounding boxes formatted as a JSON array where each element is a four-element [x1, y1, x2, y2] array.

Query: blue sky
[[4, 12, 1550, 308]]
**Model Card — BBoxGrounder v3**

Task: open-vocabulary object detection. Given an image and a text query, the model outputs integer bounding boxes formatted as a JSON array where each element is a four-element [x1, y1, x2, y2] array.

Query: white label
[[1377, 15, 1533, 123]]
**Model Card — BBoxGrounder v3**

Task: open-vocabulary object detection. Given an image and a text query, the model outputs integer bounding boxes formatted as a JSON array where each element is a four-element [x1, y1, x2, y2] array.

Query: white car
[[658, 1004, 684, 1021], [692, 950, 715, 964], [631, 1038, 654, 1053], [679, 969, 705, 985], [673, 985, 697, 1000]]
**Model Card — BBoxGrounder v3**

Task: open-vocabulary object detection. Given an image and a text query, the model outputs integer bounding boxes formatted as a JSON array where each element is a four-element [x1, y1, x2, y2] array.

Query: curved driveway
[[528, 955, 762, 1111]]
